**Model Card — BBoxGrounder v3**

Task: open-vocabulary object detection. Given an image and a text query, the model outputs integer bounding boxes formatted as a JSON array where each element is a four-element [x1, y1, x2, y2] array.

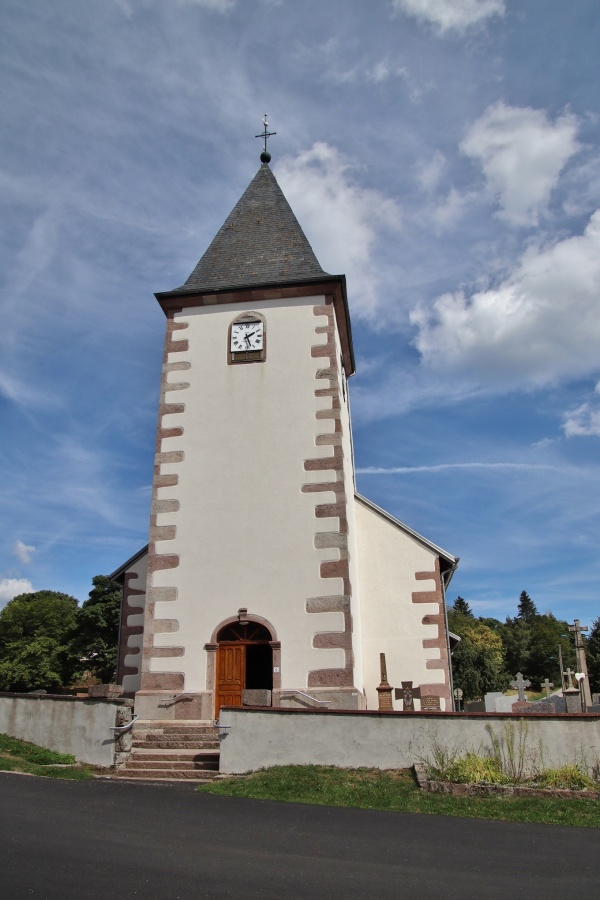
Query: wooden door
[[215, 643, 245, 716]]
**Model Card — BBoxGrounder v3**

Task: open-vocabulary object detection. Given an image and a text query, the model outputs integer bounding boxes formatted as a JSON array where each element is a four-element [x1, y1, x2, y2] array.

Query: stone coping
[[0, 691, 133, 706], [220, 706, 600, 721], [413, 762, 600, 800]]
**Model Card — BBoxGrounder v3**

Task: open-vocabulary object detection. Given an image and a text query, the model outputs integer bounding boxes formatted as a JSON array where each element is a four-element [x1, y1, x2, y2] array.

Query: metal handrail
[[279, 690, 332, 706], [160, 693, 194, 706], [110, 714, 139, 734]]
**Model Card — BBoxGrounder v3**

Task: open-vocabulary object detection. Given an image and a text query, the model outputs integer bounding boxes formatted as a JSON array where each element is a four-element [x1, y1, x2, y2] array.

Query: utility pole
[[568, 619, 592, 710]]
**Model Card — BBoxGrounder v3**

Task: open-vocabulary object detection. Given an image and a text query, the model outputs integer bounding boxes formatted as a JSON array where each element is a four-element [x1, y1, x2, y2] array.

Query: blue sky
[[1, 0, 599, 625]]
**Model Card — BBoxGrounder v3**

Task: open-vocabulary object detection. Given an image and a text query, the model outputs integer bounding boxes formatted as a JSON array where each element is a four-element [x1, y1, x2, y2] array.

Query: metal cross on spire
[[255, 113, 276, 164]]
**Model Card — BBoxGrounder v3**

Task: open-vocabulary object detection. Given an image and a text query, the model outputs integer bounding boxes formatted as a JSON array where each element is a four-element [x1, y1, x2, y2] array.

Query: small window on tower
[[228, 312, 267, 365]]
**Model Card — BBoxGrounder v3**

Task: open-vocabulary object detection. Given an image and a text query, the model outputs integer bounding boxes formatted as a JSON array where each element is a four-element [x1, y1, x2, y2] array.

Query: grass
[[197, 765, 600, 827], [0, 733, 95, 781]]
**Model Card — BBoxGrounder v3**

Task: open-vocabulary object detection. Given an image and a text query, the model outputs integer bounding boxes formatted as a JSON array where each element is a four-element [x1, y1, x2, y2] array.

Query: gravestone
[[564, 688, 583, 713], [484, 691, 503, 712], [394, 681, 420, 712], [509, 672, 531, 702], [420, 696, 441, 711], [376, 653, 394, 711], [542, 678, 554, 698], [485, 693, 519, 713], [512, 699, 555, 715]]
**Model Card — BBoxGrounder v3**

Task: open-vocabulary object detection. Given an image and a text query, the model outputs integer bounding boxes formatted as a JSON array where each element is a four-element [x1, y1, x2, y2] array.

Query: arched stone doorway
[[210, 613, 280, 716]]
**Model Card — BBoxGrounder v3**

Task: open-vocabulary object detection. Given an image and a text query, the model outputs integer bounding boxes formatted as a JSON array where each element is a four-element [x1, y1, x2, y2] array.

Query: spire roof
[[176, 164, 328, 293]]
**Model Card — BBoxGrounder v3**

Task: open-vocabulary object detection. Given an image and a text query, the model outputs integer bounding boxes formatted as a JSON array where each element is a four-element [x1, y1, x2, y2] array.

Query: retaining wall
[[0, 693, 133, 767], [218, 707, 600, 774]]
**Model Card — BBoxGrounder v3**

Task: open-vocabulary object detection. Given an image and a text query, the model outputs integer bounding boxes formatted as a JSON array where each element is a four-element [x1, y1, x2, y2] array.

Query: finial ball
[[260, 150, 271, 164]]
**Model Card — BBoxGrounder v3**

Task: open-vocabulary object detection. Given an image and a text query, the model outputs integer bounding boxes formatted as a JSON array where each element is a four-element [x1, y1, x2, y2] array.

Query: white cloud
[[563, 383, 600, 437], [366, 57, 409, 84], [461, 103, 580, 226], [416, 151, 447, 192], [0, 578, 34, 607], [357, 462, 564, 475], [411, 210, 600, 387], [275, 143, 401, 318], [13, 541, 36, 565], [392, 0, 505, 34], [175, 0, 235, 9]]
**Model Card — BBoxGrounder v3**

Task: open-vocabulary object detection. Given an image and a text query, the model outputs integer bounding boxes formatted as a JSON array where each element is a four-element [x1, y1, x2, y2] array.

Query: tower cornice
[[154, 274, 355, 376]]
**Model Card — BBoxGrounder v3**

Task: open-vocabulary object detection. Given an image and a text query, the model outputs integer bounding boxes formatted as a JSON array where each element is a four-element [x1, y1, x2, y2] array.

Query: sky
[[1, 0, 599, 626]]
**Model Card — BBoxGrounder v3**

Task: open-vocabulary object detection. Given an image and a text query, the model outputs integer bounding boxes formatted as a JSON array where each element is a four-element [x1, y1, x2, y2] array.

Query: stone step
[[135, 727, 219, 737], [133, 738, 219, 748], [130, 750, 218, 761], [113, 767, 221, 781], [125, 759, 219, 771], [132, 740, 220, 750]]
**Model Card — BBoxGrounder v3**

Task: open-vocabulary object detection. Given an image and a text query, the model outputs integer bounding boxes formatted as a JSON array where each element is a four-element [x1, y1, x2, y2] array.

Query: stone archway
[[205, 610, 281, 717]]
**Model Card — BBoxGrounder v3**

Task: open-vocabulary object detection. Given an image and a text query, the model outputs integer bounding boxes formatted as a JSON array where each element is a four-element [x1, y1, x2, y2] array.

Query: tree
[[501, 617, 532, 677], [448, 608, 506, 700], [0, 591, 78, 692], [586, 617, 600, 694], [527, 613, 572, 689], [68, 576, 121, 684], [452, 596, 473, 617], [517, 590, 538, 624]]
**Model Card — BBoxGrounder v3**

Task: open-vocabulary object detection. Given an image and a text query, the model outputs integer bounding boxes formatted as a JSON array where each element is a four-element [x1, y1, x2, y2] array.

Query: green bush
[[439, 752, 508, 785], [536, 765, 594, 791]]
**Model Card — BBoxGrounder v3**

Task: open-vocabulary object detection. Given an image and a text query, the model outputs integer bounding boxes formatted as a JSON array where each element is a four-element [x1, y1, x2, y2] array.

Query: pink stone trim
[[141, 311, 190, 692], [304, 302, 354, 689], [116, 572, 145, 684], [411, 558, 451, 703]]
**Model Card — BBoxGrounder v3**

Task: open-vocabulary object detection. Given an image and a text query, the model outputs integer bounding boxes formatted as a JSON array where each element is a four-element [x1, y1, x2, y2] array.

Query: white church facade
[[111, 152, 458, 719]]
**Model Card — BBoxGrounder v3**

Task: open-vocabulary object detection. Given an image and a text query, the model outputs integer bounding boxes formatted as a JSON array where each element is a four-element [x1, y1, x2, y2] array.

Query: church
[[111, 135, 458, 719]]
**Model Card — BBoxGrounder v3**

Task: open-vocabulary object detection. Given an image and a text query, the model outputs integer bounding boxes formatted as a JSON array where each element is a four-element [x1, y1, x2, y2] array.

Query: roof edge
[[355, 493, 459, 573], [109, 544, 148, 583]]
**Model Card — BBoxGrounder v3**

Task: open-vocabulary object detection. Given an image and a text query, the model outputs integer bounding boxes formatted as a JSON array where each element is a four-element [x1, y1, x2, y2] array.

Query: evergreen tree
[[517, 590, 538, 624], [501, 617, 532, 676], [452, 596, 473, 617], [68, 576, 121, 684], [0, 591, 78, 692]]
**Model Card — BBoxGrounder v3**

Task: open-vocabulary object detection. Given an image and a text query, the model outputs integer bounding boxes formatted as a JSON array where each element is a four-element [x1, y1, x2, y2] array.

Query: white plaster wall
[[151, 295, 350, 691], [355, 500, 442, 709], [219, 708, 600, 774], [122, 553, 147, 694], [0, 696, 125, 766]]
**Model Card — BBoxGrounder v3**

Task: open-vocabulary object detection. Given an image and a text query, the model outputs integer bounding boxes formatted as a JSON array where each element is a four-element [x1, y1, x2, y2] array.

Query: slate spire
[[178, 163, 328, 294]]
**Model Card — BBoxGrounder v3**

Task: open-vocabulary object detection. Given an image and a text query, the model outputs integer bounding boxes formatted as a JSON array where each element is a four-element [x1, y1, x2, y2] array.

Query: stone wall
[[218, 707, 600, 774], [0, 693, 133, 767]]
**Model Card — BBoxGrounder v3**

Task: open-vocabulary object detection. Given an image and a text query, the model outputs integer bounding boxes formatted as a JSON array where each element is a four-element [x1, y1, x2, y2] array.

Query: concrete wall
[[218, 707, 600, 774], [0, 694, 132, 766]]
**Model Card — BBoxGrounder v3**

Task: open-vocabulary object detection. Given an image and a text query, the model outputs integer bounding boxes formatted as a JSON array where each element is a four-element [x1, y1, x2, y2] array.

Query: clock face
[[230, 321, 264, 352]]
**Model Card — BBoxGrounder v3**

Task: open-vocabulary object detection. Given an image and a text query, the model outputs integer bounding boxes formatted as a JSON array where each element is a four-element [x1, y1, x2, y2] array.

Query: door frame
[[205, 610, 282, 717]]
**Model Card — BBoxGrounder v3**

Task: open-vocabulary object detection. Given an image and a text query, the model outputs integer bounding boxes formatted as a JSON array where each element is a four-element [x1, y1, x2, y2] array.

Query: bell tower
[[135, 130, 365, 719]]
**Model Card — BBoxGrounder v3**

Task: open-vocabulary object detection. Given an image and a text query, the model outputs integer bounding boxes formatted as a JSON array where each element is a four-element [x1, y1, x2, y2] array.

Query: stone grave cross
[[510, 672, 531, 702], [394, 681, 421, 712], [542, 678, 554, 698], [563, 667, 575, 689]]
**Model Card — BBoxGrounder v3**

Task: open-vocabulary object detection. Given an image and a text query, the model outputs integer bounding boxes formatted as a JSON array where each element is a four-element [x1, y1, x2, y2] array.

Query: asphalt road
[[0, 773, 598, 899]]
